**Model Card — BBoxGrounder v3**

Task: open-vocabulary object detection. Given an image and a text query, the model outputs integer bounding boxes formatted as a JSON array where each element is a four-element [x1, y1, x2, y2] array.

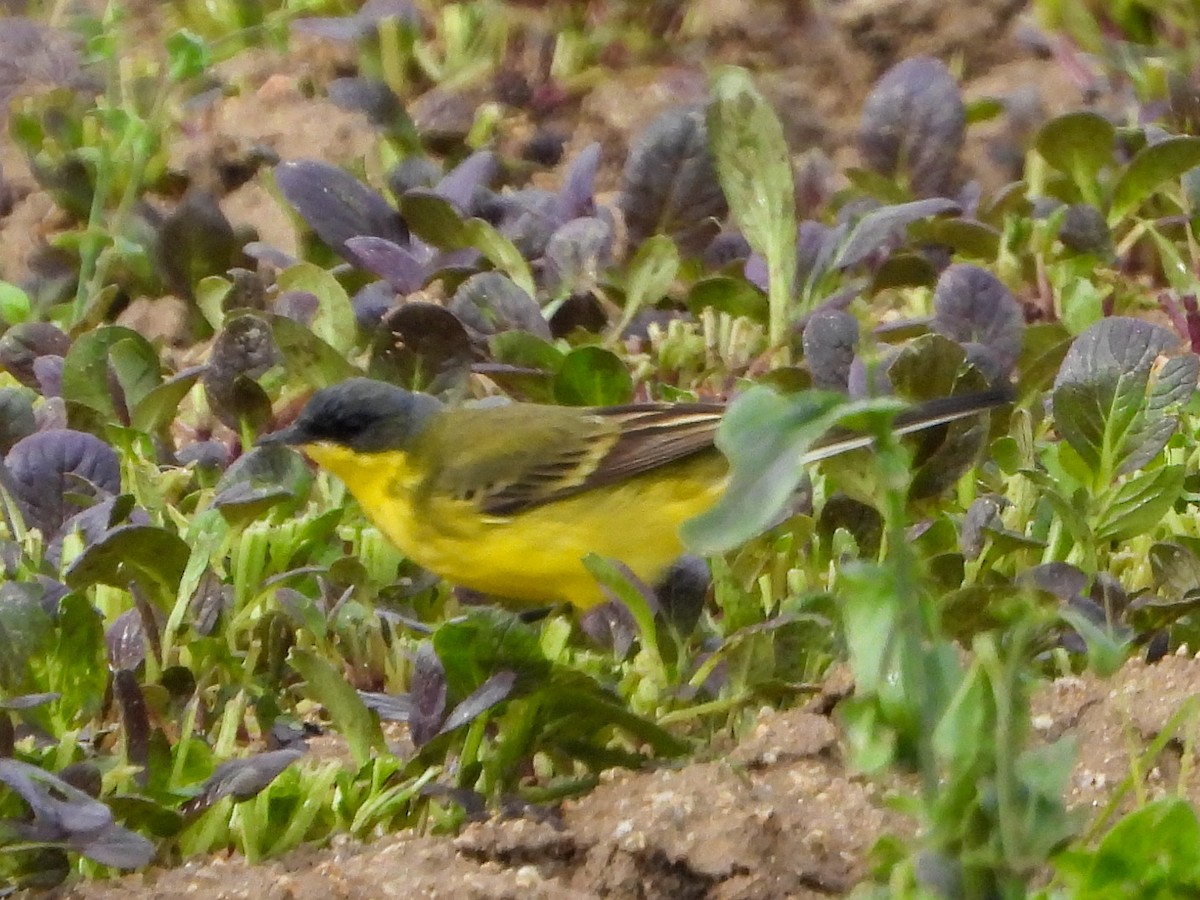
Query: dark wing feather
[[422, 401, 724, 517], [480, 402, 725, 515]]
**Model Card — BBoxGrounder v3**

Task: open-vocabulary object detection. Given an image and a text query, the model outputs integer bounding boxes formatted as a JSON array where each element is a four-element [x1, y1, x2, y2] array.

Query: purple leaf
[[274, 160, 407, 263], [447, 271, 549, 339], [0, 322, 71, 389], [620, 107, 727, 256], [931, 263, 1024, 372], [352, 280, 398, 329], [344, 236, 427, 294], [802, 310, 859, 392], [434, 150, 498, 213], [291, 0, 420, 41], [495, 188, 559, 259], [106, 609, 146, 671], [4, 430, 120, 538], [0, 758, 154, 869], [408, 642, 446, 747], [859, 57, 965, 198], [113, 669, 150, 787], [834, 198, 960, 270], [359, 690, 414, 722], [556, 142, 600, 222], [542, 216, 613, 295], [181, 747, 305, 817], [439, 670, 516, 735]]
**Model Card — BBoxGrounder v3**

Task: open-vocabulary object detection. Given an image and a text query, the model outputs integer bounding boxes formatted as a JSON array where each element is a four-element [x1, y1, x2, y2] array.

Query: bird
[[261, 378, 1011, 610]]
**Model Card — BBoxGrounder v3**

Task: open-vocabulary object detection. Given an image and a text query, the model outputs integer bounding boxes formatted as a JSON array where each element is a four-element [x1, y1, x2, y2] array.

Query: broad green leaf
[[686, 276, 768, 322], [622, 234, 679, 319], [1110, 136, 1200, 224], [398, 190, 467, 250], [932, 661, 990, 768], [107, 336, 164, 413], [0, 584, 54, 692], [488, 331, 565, 372], [271, 314, 359, 389], [0, 280, 32, 324], [708, 66, 797, 338], [1093, 464, 1185, 542], [433, 608, 550, 698], [462, 219, 535, 297], [1076, 798, 1200, 897], [43, 593, 107, 726], [1035, 111, 1114, 191], [131, 367, 203, 434], [289, 648, 384, 769], [1052, 318, 1198, 480], [681, 387, 905, 554], [276, 263, 356, 356], [65, 524, 191, 598], [61, 326, 155, 422], [553, 346, 634, 406]]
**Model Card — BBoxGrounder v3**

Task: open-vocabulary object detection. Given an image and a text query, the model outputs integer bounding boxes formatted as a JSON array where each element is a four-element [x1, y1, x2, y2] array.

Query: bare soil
[[6, 1, 1186, 897], [33, 655, 1200, 900]]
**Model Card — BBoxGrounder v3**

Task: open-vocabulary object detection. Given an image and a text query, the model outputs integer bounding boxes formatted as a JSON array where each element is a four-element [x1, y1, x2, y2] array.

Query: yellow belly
[[302, 444, 726, 609]]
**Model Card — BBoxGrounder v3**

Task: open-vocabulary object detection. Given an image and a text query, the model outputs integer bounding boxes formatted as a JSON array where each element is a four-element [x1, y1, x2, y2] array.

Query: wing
[[418, 401, 725, 516]]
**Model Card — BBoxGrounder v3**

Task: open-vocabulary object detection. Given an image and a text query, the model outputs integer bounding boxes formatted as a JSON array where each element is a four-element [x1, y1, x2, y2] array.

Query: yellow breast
[[300, 442, 725, 609]]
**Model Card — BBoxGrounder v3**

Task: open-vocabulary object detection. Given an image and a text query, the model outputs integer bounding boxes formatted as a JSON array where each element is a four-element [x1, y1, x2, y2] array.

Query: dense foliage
[[5, 0, 1200, 896]]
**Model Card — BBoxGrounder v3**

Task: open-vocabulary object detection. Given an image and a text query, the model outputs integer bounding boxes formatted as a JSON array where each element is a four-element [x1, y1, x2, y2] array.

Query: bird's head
[[261, 378, 442, 454]]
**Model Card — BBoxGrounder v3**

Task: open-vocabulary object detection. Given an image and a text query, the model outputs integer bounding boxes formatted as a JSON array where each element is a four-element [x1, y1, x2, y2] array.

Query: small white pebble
[[612, 819, 633, 839], [1032, 714, 1054, 731], [515, 865, 542, 887], [1177, 643, 1191, 657]]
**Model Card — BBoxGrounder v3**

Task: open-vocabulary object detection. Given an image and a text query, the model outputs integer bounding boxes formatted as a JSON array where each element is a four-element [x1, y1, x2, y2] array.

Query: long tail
[[801, 385, 1015, 464]]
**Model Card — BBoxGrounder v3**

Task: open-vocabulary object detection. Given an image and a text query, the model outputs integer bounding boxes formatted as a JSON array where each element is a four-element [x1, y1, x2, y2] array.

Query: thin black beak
[[257, 424, 304, 447]]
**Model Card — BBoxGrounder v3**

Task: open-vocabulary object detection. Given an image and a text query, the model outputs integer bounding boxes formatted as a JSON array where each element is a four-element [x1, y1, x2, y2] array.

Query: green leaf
[[0, 280, 32, 324], [271, 314, 359, 389], [1093, 465, 1185, 542], [685, 275, 768, 322], [932, 662, 989, 769], [1052, 318, 1198, 479], [1059, 607, 1129, 677], [622, 234, 679, 319], [1034, 112, 1115, 187], [398, 191, 467, 250], [43, 593, 107, 725], [131, 367, 203, 433], [107, 336, 164, 413], [462, 219, 535, 297], [65, 524, 191, 598], [276, 263, 357, 356], [61, 326, 155, 422], [681, 387, 905, 554], [884, 333, 991, 499], [0, 584, 55, 693], [165, 28, 210, 81], [1110, 136, 1200, 224], [433, 608, 550, 698], [552, 346, 634, 406], [833, 198, 960, 270], [708, 66, 797, 340], [289, 648, 384, 769], [581, 554, 665, 684], [1075, 798, 1200, 897]]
